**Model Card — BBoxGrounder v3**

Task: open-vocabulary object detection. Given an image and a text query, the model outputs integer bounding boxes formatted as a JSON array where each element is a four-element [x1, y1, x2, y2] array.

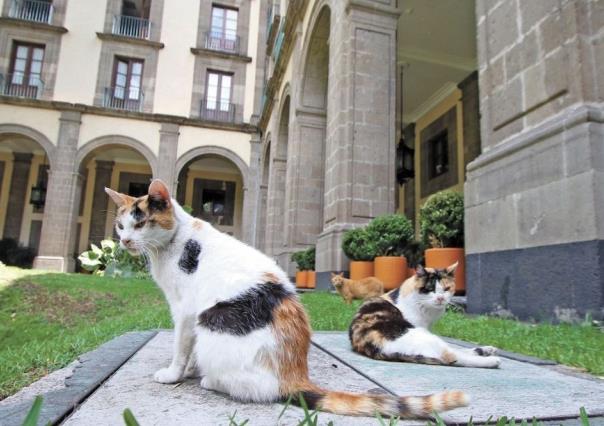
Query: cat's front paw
[[474, 346, 498, 356], [154, 366, 183, 384]]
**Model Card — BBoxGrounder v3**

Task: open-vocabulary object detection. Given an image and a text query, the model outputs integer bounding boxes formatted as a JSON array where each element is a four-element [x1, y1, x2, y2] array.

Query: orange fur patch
[[331, 276, 384, 303], [441, 350, 457, 365], [262, 272, 282, 284], [271, 297, 313, 395]]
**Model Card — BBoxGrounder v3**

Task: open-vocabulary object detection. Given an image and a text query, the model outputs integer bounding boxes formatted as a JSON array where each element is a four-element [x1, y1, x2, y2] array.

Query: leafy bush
[[342, 227, 377, 261], [78, 239, 148, 279], [291, 247, 316, 271], [0, 238, 36, 268], [420, 190, 464, 248], [365, 214, 414, 257]]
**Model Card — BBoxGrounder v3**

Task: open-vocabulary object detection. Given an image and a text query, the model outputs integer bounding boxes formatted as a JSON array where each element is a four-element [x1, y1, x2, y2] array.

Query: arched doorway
[[76, 140, 155, 255], [290, 6, 330, 249], [0, 129, 55, 260], [266, 95, 290, 267], [176, 152, 246, 239]]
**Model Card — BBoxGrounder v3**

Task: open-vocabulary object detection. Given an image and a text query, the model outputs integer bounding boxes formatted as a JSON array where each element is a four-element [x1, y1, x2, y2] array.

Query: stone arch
[[299, 3, 331, 110], [76, 135, 158, 176], [0, 123, 57, 169], [175, 145, 249, 190]]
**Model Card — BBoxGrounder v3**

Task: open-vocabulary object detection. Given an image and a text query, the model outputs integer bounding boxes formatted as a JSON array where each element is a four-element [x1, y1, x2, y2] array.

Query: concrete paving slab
[[312, 333, 604, 424], [0, 331, 157, 426], [62, 332, 429, 426]]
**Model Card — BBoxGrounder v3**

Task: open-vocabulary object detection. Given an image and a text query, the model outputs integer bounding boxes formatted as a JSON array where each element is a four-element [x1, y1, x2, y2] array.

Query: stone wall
[[466, 0, 604, 321]]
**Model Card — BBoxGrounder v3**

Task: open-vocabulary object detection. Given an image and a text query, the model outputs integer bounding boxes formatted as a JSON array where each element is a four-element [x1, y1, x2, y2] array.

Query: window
[[428, 130, 449, 179], [128, 182, 147, 197], [211, 6, 238, 41], [105, 57, 144, 111], [7, 42, 44, 98], [202, 71, 234, 121], [195, 180, 236, 226], [207, 6, 238, 52]]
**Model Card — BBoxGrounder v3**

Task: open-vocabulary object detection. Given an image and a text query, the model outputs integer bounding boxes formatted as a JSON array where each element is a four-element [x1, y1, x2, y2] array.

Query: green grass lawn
[[1, 267, 602, 401]]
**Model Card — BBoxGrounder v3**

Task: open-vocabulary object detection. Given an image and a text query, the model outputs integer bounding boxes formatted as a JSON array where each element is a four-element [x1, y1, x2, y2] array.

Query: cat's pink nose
[[122, 239, 132, 247], [436, 295, 445, 303]]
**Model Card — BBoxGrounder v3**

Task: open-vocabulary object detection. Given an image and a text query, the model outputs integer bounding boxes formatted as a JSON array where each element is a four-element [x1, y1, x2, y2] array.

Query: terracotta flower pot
[[349, 261, 375, 280], [306, 271, 316, 289], [425, 248, 465, 295], [374, 256, 407, 290], [407, 266, 416, 279], [295, 271, 308, 288]]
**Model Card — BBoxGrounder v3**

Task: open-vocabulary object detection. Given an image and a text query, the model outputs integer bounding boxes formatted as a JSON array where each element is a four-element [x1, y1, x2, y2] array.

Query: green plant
[[304, 247, 316, 271], [365, 214, 414, 257], [78, 239, 148, 279], [291, 247, 316, 271], [182, 204, 194, 215], [403, 240, 425, 268], [419, 190, 464, 248], [341, 227, 377, 261]]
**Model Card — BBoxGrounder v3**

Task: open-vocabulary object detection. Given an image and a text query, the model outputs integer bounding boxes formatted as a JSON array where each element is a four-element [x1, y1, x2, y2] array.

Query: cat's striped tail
[[291, 384, 469, 418]]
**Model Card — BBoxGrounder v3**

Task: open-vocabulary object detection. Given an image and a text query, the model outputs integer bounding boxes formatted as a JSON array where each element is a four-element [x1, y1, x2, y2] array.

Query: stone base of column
[[465, 105, 604, 322], [315, 224, 355, 289], [33, 255, 75, 273]]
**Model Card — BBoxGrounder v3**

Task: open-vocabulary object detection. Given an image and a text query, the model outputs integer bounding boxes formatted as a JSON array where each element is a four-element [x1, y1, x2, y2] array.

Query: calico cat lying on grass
[[330, 273, 384, 304], [104, 180, 469, 419], [350, 264, 501, 368]]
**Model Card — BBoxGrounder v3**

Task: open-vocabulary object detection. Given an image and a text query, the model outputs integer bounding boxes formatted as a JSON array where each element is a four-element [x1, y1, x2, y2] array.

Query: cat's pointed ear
[[105, 187, 130, 207], [446, 261, 459, 276], [416, 264, 427, 278], [331, 272, 336, 278], [148, 179, 171, 211]]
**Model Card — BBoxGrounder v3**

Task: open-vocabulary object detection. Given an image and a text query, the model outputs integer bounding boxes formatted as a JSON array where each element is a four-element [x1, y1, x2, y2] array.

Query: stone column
[[158, 123, 179, 193], [242, 131, 262, 246], [265, 154, 287, 258], [88, 160, 114, 245], [315, 0, 400, 288], [3, 153, 33, 240], [34, 111, 83, 272], [466, 0, 604, 321]]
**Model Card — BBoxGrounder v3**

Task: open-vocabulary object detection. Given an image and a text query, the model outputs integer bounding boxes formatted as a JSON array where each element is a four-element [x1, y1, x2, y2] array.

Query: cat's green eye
[[134, 220, 146, 229]]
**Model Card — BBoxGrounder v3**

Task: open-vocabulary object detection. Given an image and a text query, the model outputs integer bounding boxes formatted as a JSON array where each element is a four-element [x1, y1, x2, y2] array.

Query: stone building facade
[[259, 0, 603, 321], [0, 0, 267, 271]]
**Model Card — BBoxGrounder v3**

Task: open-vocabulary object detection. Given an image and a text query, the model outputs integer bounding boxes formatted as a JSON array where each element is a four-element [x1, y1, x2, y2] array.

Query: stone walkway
[[1, 331, 603, 425]]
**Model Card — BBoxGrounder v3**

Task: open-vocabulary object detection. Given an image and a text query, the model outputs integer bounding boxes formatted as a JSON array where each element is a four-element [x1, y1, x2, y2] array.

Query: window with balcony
[[428, 130, 449, 179], [202, 71, 234, 122], [205, 6, 238, 54], [113, 0, 151, 39], [8, 0, 53, 24], [104, 57, 144, 111], [3, 42, 45, 99]]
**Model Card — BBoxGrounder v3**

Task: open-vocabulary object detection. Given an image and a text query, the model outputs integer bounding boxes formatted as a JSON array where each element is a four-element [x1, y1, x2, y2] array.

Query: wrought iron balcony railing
[[200, 98, 236, 123], [112, 15, 150, 40], [8, 0, 53, 24], [1, 73, 44, 99], [204, 32, 240, 55], [103, 87, 144, 112]]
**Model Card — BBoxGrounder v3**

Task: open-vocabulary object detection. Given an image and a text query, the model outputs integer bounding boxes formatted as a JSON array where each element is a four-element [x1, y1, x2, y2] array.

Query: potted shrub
[[403, 240, 425, 279], [305, 247, 316, 289], [342, 227, 377, 280], [420, 190, 465, 294], [366, 214, 414, 290], [291, 250, 308, 288]]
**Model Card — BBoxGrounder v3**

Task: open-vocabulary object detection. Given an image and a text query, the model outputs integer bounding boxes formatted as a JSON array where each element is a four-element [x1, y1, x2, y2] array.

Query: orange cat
[[330, 273, 384, 304]]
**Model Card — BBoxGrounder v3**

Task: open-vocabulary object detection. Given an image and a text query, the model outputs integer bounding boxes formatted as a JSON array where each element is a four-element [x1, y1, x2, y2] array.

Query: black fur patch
[[148, 194, 168, 212], [297, 391, 323, 410], [418, 269, 445, 294], [474, 347, 485, 356], [197, 283, 293, 336], [389, 287, 400, 303], [350, 298, 414, 346], [131, 201, 145, 222], [178, 239, 201, 274]]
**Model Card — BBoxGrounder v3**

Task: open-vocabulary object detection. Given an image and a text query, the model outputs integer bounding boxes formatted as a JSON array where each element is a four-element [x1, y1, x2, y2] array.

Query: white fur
[[383, 278, 501, 368], [113, 199, 292, 401]]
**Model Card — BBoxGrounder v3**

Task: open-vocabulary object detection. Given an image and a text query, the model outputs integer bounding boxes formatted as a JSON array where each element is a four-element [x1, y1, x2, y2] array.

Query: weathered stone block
[[486, 0, 518, 58], [505, 30, 539, 80]]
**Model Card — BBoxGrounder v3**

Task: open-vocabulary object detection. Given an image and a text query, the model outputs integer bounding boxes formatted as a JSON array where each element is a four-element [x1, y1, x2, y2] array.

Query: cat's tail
[[290, 383, 469, 418]]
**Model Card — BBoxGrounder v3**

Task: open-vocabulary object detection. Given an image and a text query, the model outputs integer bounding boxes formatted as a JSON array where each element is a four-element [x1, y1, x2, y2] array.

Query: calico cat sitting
[[331, 273, 384, 304], [104, 180, 469, 418], [350, 264, 501, 368]]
